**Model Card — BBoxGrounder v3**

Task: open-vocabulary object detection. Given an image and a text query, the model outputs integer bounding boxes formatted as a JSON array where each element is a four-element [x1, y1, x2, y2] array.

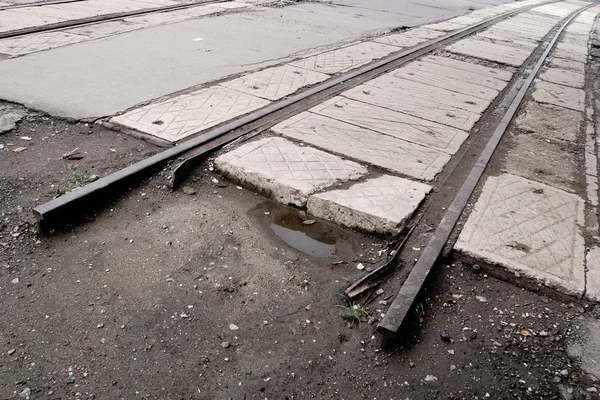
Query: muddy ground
[[1, 103, 600, 400]]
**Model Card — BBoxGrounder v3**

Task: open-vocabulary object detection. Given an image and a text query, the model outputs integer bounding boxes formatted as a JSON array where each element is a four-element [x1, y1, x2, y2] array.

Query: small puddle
[[269, 211, 337, 258]]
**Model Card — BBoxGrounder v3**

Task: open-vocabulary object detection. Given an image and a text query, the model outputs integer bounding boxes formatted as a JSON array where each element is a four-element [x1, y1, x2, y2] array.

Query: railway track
[[0, 0, 231, 39], [29, 0, 597, 339]]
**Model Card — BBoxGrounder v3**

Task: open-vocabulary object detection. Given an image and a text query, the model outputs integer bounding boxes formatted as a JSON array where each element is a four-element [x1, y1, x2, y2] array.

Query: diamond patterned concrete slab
[[272, 112, 450, 181], [310, 96, 469, 155], [307, 175, 432, 234], [391, 61, 501, 100], [0, 31, 88, 56], [515, 101, 583, 142], [531, 80, 585, 112], [455, 174, 586, 297], [220, 65, 329, 100], [420, 55, 513, 81], [539, 67, 585, 88], [372, 27, 444, 48], [110, 87, 270, 142], [365, 74, 491, 114], [343, 82, 481, 131], [447, 38, 531, 67], [290, 41, 399, 74], [214, 137, 367, 207]]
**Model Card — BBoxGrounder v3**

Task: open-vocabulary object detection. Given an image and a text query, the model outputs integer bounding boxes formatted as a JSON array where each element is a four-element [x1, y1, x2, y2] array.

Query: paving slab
[[110, 86, 269, 142], [553, 48, 588, 64], [539, 67, 585, 88], [422, 20, 469, 32], [504, 132, 579, 192], [272, 112, 451, 181], [476, 28, 540, 50], [307, 174, 432, 234], [125, 5, 219, 25], [455, 173, 586, 297], [532, 2, 582, 18], [343, 82, 481, 130], [290, 41, 399, 74], [515, 101, 583, 142], [472, 33, 538, 51], [392, 60, 501, 99], [585, 247, 600, 302], [556, 41, 588, 57], [220, 65, 329, 100], [0, 31, 89, 56], [531, 80, 585, 112], [372, 27, 444, 48], [214, 137, 367, 207], [309, 96, 469, 155], [420, 55, 513, 81], [549, 57, 585, 74], [0, 111, 23, 133], [66, 20, 146, 39], [565, 22, 593, 36], [447, 38, 532, 66], [365, 74, 491, 114]]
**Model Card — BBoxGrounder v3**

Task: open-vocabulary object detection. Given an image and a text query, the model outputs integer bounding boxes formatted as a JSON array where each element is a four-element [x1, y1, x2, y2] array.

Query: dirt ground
[[1, 102, 600, 400]]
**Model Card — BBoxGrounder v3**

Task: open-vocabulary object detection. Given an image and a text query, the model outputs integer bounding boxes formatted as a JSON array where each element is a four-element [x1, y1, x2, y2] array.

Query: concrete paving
[[549, 57, 586, 74], [307, 175, 432, 234], [309, 96, 469, 155], [447, 38, 532, 66], [0, 0, 522, 119], [272, 112, 451, 181], [220, 65, 329, 101], [372, 27, 444, 48], [531, 80, 586, 112], [111, 86, 269, 142], [214, 137, 368, 207], [455, 173, 586, 297], [539, 67, 585, 88], [419, 55, 513, 81]]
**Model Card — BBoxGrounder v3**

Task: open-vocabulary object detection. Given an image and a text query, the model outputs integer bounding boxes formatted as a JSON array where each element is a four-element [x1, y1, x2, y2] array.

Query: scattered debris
[[61, 148, 84, 160]]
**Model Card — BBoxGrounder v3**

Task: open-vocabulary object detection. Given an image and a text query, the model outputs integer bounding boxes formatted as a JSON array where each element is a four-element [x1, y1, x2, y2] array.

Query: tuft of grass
[[336, 293, 372, 327], [59, 171, 91, 194]]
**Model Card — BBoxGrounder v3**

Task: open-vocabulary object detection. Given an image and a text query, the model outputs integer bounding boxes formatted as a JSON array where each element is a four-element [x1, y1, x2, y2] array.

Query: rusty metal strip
[[378, 4, 595, 335]]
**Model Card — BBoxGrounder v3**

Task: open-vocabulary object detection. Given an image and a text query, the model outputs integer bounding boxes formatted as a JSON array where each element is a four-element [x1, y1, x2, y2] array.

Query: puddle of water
[[270, 212, 337, 258]]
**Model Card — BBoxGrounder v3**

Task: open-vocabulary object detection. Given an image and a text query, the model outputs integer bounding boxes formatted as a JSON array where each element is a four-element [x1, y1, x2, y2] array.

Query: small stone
[[357, 263, 365, 270], [13, 147, 27, 153], [472, 264, 481, 272], [97, 323, 104, 329], [514, 271, 521, 278], [560, 369, 569, 377], [229, 323, 239, 331], [441, 330, 452, 343], [447, 349, 455, 355], [493, 341, 502, 347], [424, 375, 438, 382], [475, 295, 488, 303], [182, 186, 196, 195], [375, 288, 384, 295], [11, 277, 18, 284], [7, 349, 15, 355], [538, 331, 549, 337], [587, 387, 598, 393], [19, 388, 30, 398], [221, 341, 230, 349], [88, 174, 100, 182]]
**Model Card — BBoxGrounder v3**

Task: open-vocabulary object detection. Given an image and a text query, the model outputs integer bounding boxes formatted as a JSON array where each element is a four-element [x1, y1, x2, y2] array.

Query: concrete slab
[[309, 96, 469, 155], [504, 133, 579, 193], [531, 80, 585, 112], [567, 319, 600, 379], [565, 22, 593, 36], [539, 67, 585, 88], [556, 40, 588, 56], [447, 38, 531, 66], [420, 55, 513, 81], [272, 112, 451, 181], [549, 57, 585, 74], [515, 101, 583, 142], [585, 247, 600, 302], [110, 87, 270, 142], [343, 82, 481, 130], [0, 31, 88, 56], [124, 5, 219, 25], [532, 2, 582, 18], [455, 173, 586, 297], [365, 74, 491, 114], [392, 60, 501, 100], [476, 28, 540, 50], [372, 27, 444, 48], [290, 41, 399, 74], [0, 2, 416, 119], [307, 174, 432, 234], [214, 137, 367, 207], [65, 20, 145, 39], [220, 65, 329, 100], [0, 111, 23, 133], [554, 48, 588, 64], [422, 20, 469, 32]]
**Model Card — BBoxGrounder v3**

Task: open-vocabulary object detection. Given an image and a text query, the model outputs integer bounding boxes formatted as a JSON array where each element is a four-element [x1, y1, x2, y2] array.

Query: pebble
[[587, 387, 598, 393], [229, 324, 239, 331], [560, 369, 569, 377], [88, 174, 100, 182], [441, 330, 452, 343], [475, 296, 488, 303], [493, 341, 502, 347], [11, 277, 18, 284], [356, 263, 365, 270], [424, 375, 438, 382], [19, 388, 30, 398], [221, 341, 231, 349], [182, 186, 197, 195], [7, 349, 15, 355], [376, 288, 384, 295], [97, 323, 104, 329]]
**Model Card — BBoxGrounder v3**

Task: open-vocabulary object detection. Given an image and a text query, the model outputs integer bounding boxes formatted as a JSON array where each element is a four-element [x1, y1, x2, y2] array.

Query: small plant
[[59, 171, 91, 194], [336, 293, 371, 327]]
